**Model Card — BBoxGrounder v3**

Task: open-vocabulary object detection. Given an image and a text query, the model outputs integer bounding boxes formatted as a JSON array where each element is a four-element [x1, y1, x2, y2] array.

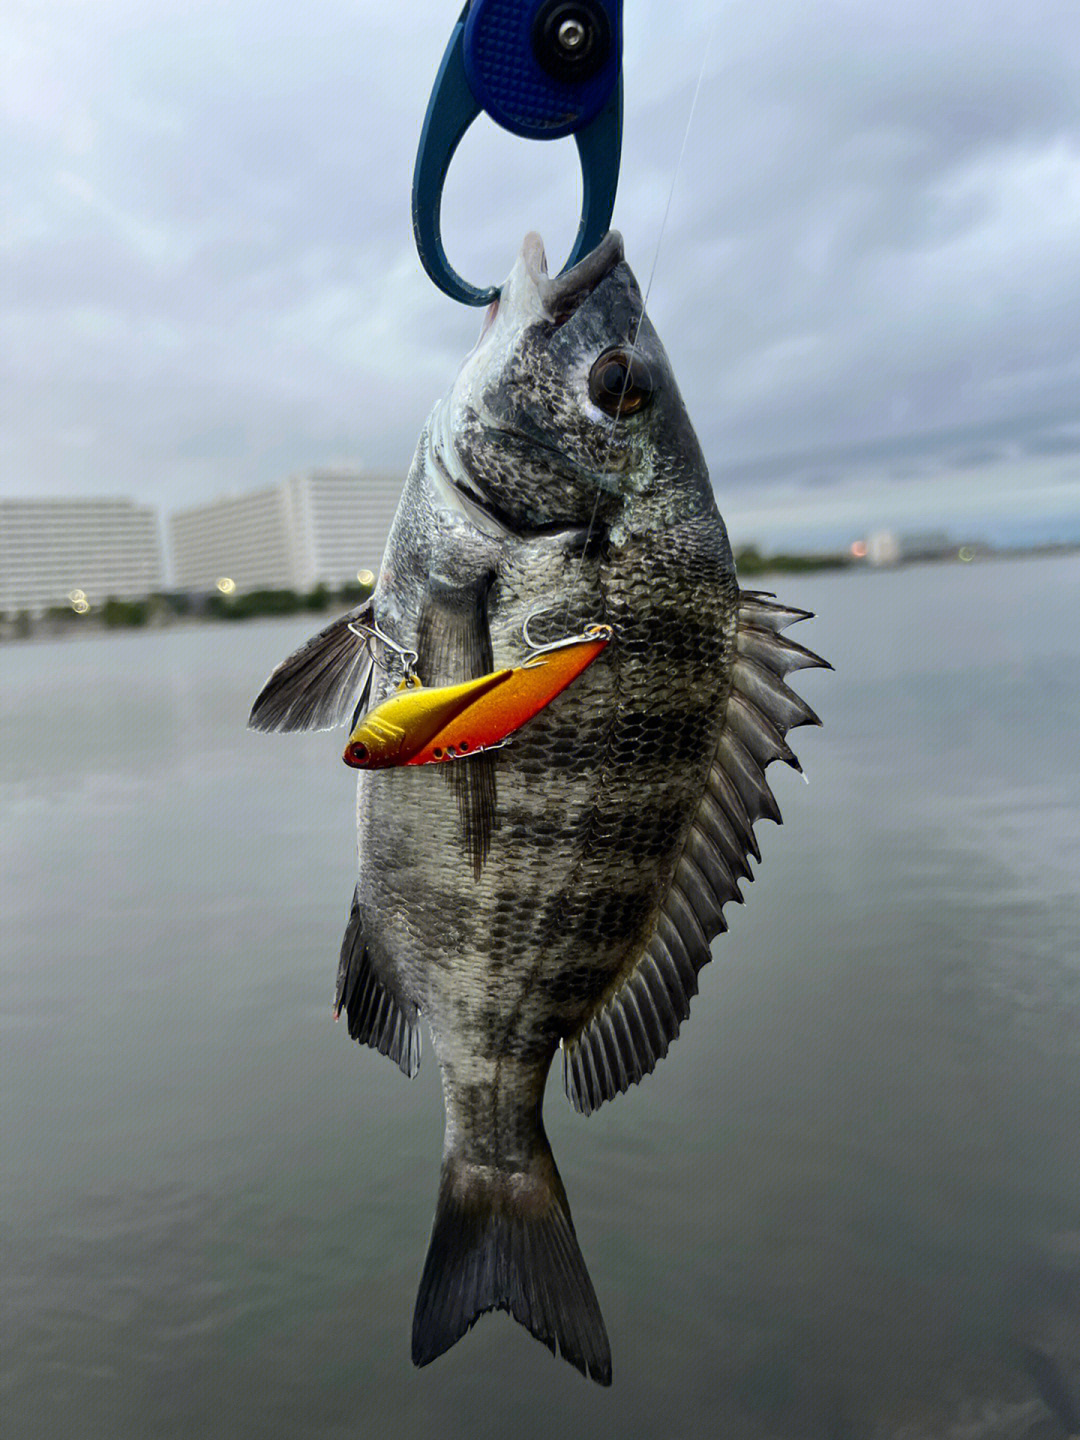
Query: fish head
[[432, 231, 708, 534]]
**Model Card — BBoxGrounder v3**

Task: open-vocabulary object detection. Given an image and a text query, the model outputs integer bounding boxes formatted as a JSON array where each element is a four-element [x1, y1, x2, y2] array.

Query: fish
[[249, 229, 829, 1385]]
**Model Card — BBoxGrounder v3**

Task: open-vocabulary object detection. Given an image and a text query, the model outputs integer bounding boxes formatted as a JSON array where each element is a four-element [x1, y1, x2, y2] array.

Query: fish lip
[[523, 230, 625, 321], [477, 295, 499, 343]]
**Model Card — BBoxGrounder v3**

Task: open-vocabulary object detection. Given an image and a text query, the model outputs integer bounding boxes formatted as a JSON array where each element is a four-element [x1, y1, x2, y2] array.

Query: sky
[[4, 0, 1080, 549]]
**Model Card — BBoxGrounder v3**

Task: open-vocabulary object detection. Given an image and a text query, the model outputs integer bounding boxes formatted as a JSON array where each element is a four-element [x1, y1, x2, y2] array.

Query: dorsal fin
[[564, 590, 831, 1115], [248, 601, 374, 733]]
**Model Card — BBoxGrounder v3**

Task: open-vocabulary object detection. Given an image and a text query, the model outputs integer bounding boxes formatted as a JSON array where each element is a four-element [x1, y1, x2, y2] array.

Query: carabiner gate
[[413, 0, 624, 305]]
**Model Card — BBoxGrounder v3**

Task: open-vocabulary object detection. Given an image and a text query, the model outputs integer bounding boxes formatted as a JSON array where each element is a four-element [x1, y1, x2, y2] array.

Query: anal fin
[[335, 889, 420, 1077]]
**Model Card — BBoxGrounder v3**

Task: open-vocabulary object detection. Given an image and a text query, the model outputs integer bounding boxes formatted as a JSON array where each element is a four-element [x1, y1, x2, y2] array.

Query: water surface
[[3, 555, 1080, 1438]]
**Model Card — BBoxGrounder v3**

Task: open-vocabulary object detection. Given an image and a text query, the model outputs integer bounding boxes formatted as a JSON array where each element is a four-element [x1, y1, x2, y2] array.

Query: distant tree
[[735, 545, 766, 575], [103, 597, 149, 627], [244, 588, 303, 617], [148, 591, 190, 620], [735, 546, 847, 577], [338, 579, 375, 604]]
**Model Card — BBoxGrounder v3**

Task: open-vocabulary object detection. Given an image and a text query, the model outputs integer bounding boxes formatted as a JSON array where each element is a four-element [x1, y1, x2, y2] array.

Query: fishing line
[[562, 17, 717, 624]]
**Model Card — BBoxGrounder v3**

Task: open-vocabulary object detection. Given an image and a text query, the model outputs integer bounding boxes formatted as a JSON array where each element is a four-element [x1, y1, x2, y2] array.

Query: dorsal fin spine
[[727, 691, 800, 770], [685, 825, 743, 904], [733, 656, 822, 730], [737, 625, 828, 676], [666, 884, 711, 965], [677, 855, 727, 933], [716, 730, 783, 825], [706, 767, 762, 862]]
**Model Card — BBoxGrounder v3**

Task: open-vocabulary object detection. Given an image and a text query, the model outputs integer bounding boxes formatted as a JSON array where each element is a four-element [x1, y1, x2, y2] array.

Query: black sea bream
[[250, 231, 828, 1385]]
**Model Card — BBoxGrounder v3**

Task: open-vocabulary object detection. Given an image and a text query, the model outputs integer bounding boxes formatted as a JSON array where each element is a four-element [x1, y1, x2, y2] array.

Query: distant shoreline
[[3, 544, 1077, 645]]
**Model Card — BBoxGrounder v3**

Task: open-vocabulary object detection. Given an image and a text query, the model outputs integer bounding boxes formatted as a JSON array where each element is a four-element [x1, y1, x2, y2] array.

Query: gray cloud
[[3, 0, 1080, 536]]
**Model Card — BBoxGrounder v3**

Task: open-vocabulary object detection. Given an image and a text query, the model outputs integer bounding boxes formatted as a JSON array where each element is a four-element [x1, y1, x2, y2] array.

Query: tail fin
[[411, 1147, 612, 1385]]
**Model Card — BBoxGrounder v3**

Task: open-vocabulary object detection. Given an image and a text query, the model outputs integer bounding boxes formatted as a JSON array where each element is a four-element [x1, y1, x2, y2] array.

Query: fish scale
[[248, 229, 828, 1385]]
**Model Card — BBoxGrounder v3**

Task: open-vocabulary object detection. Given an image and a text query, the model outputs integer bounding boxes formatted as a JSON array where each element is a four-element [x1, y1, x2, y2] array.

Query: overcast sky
[[4, 0, 1080, 546]]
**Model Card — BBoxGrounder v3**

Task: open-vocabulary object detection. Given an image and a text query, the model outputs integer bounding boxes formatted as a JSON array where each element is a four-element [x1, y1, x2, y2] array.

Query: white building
[[169, 467, 403, 593], [0, 497, 163, 614], [866, 530, 901, 566]]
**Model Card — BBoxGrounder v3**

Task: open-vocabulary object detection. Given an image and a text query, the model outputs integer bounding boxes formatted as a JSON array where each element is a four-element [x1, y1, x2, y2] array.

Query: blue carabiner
[[413, 0, 624, 305]]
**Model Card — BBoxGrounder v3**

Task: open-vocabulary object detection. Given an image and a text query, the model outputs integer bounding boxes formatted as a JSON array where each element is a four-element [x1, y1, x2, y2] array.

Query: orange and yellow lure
[[342, 626, 612, 770]]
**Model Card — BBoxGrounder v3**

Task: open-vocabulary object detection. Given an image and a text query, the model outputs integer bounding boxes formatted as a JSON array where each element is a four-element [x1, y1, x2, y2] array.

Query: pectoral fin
[[248, 602, 374, 733], [418, 562, 499, 879]]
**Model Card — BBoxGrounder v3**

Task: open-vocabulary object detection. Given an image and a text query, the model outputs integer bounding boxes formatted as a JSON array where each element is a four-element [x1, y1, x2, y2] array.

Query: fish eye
[[350, 742, 368, 763], [588, 348, 654, 418]]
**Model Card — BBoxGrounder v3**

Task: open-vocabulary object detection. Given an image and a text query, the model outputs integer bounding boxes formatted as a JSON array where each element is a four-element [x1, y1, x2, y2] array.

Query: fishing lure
[[342, 625, 612, 768]]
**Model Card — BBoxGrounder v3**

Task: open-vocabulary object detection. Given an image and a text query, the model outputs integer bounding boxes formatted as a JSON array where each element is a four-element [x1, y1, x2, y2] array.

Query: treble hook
[[348, 618, 420, 681], [521, 605, 612, 661], [413, 0, 624, 305]]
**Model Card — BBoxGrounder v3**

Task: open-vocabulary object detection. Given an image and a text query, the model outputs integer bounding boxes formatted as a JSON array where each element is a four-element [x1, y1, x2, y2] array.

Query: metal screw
[[557, 17, 587, 50]]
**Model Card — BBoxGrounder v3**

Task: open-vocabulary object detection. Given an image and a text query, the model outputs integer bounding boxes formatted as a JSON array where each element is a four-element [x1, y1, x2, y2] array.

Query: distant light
[[958, 546, 974, 563], [69, 588, 87, 603], [72, 598, 90, 615], [216, 577, 237, 594], [356, 569, 375, 587], [850, 540, 868, 558]]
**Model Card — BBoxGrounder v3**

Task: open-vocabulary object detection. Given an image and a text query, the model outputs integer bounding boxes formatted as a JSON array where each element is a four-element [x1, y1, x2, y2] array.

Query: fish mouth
[[440, 231, 627, 533], [478, 230, 625, 340], [527, 229, 625, 323]]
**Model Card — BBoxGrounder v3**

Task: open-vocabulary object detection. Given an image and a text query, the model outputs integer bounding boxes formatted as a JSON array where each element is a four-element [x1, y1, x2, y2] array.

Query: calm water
[[3, 556, 1080, 1439]]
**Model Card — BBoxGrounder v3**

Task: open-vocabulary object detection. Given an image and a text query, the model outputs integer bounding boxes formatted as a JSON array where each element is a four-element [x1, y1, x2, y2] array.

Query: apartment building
[[169, 467, 402, 593], [0, 496, 163, 614]]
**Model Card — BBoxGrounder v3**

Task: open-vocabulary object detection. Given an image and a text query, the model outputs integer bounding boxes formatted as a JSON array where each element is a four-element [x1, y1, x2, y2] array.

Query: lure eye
[[588, 348, 654, 418], [349, 742, 369, 764]]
